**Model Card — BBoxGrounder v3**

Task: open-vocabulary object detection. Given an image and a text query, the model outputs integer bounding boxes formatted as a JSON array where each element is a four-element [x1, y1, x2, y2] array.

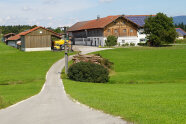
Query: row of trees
[[0, 25, 64, 35], [175, 23, 186, 31]]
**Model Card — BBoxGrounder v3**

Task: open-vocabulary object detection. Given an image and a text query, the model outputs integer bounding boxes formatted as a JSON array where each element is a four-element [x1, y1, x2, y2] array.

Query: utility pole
[[63, 27, 68, 74]]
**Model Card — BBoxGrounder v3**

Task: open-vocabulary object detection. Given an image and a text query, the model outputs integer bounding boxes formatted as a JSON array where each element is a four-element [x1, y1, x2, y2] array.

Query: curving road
[[0, 46, 127, 124]]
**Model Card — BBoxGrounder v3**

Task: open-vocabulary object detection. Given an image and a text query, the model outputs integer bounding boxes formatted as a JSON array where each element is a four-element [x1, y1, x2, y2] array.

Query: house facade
[[6, 26, 61, 51], [176, 28, 186, 39], [68, 15, 154, 46]]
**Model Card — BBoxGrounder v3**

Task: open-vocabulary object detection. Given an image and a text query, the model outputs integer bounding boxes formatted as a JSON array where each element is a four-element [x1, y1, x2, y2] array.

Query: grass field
[[63, 46, 186, 124], [0, 42, 67, 108]]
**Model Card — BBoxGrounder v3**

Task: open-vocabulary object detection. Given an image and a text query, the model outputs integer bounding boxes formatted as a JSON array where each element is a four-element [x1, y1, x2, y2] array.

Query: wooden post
[[64, 27, 68, 74]]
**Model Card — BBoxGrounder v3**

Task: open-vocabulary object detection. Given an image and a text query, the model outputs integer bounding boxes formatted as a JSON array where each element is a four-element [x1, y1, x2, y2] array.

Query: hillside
[[173, 16, 186, 24]]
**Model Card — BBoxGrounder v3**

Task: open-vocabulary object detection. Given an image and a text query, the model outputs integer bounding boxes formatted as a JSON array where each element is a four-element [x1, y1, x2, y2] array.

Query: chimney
[[97, 15, 100, 20]]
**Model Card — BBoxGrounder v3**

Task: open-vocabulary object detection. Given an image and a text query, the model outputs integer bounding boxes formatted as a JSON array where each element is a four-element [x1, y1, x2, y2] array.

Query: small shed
[[7, 26, 61, 51], [6, 33, 21, 48], [3, 33, 16, 44], [176, 28, 186, 39]]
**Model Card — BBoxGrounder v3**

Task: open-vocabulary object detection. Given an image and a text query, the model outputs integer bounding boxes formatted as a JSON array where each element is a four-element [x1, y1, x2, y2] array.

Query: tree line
[[175, 23, 186, 31], [0, 25, 64, 35]]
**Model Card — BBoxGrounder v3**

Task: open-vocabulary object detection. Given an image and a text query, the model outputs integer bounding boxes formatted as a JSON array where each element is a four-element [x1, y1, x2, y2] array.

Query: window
[[114, 29, 118, 33], [139, 31, 144, 34], [123, 29, 127, 33], [140, 38, 146, 43], [130, 29, 134, 33], [107, 29, 110, 32], [123, 21, 125, 24], [122, 40, 125, 43]]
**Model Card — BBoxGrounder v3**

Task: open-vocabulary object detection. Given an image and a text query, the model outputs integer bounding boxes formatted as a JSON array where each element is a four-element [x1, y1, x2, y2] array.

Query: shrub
[[68, 62, 109, 83], [130, 43, 135, 46], [105, 35, 117, 47], [122, 43, 129, 47], [138, 43, 147, 46]]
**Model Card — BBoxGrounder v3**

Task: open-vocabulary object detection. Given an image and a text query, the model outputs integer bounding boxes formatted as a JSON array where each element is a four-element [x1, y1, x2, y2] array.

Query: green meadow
[[0, 42, 65, 108], [63, 46, 186, 124]]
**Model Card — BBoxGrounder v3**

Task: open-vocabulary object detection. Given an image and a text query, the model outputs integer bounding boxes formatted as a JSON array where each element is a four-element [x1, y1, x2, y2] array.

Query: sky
[[0, 0, 185, 28]]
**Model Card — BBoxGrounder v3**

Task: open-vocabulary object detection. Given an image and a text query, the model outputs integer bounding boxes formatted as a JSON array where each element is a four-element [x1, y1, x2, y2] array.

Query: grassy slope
[[63, 46, 186, 124], [0, 42, 66, 108]]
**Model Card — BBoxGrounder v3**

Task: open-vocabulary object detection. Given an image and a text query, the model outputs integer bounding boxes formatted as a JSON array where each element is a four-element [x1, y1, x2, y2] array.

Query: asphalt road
[[0, 46, 127, 124]]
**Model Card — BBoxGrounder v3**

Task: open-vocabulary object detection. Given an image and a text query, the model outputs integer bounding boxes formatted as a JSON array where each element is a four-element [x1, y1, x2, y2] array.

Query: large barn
[[7, 26, 61, 51], [68, 15, 155, 46]]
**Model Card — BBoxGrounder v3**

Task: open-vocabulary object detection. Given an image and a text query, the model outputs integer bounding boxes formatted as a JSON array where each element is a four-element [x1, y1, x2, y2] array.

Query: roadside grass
[[174, 39, 186, 44], [0, 42, 73, 108], [62, 45, 186, 124]]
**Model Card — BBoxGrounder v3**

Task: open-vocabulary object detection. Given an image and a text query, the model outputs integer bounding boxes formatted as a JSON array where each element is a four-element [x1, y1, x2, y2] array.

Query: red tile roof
[[68, 15, 154, 32], [7, 33, 23, 41], [7, 26, 61, 41]]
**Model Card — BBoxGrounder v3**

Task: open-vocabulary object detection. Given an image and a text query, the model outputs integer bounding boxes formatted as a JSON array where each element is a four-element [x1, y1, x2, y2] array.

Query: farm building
[[7, 26, 61, 51], [176, 28, 186, 39], [3, 33, 16, 44], [68, 15, 155, 46]]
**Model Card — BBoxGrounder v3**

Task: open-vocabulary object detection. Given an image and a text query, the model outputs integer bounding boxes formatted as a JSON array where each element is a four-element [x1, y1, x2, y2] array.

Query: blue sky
[[0, 0, 185, 28]]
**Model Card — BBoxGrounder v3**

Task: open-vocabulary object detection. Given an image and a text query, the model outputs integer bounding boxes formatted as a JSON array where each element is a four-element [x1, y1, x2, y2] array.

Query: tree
[[54, 27, 62, 34], [144, 13, 177, 46], [105, 35, 117, 47]]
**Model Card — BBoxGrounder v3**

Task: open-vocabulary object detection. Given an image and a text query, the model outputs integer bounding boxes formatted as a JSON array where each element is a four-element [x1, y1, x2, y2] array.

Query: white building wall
[[21, 47, 51, 52], [88, 37, 105, 47], [177, 36, 184, 40], [117, 36, 138, 45], [137, 29, 147, 43]]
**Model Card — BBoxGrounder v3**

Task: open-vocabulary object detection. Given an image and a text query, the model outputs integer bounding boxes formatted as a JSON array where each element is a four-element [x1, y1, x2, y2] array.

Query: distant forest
[[0, 25, 64, 35], [175, 23, 186, 31]]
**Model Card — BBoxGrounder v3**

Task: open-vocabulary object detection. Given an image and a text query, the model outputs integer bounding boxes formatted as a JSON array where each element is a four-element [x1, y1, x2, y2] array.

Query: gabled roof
[[7, 32, 23, 41], [68, 21, 89, 32], [176, 28, 186, 36], [68, 15, 155, 32], [7, 26, 61, 41], [4, 33, 16, 37]]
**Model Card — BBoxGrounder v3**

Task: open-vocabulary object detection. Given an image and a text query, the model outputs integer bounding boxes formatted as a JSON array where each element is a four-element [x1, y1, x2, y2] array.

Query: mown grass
[[0, 42, 68, 108], [63, 45, 186, 124], [175, 39, 186, 44]]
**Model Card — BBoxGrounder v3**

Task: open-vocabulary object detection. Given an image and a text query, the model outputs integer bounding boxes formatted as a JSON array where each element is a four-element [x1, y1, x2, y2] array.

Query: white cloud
[[22, 6, 32, 11], [99, 0, 114, 3], [0, 0, 95, 28]]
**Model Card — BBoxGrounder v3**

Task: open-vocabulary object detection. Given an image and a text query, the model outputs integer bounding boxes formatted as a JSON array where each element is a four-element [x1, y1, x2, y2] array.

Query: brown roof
[[68, 15, 155, 32], [7, 33, 23, 41], [68, 15, 142, 32], [68, 21, 88, 32], [4, 33, 16, 37], [7, 26, 61, 41]]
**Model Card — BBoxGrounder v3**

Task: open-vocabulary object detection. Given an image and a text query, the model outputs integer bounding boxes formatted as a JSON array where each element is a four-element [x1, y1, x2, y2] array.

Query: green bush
[[138, 43, 147, 46], [68, 62, 109, 83], [122, 43, 129, 47], [130, 43, 135, 46], [105, 35, 117, 47]]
